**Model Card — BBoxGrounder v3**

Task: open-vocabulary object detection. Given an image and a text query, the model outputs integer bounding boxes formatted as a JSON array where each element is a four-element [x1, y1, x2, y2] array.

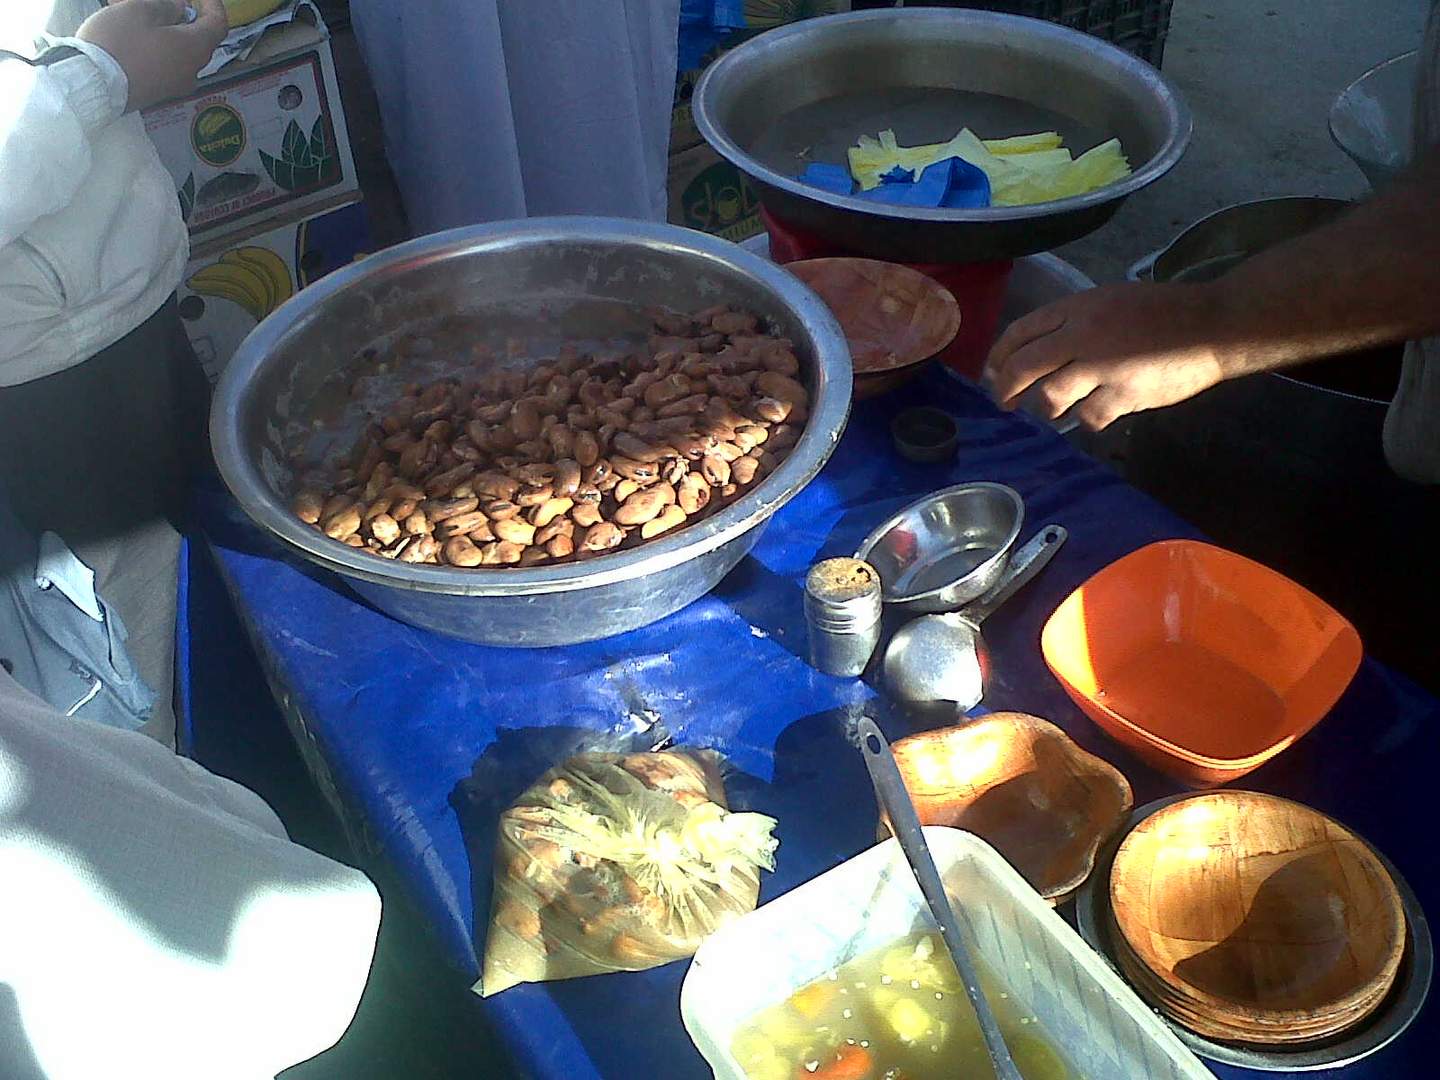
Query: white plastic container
[[680, 827, 1213, 1080]]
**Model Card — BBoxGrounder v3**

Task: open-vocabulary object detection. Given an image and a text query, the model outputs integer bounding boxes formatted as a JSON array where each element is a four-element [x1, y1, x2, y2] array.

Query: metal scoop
[[884, 525, 1067, 708], [854, 715, 1025, 1080]]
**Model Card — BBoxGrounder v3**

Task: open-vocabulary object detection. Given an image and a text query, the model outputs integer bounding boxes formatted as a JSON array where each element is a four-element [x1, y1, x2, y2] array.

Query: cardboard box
[[143, 7, 357, 246], [672, 1, 850, 153], [178, 201, 371, 384], [667, 143, 764, 243], [671, 58, 716, 155]]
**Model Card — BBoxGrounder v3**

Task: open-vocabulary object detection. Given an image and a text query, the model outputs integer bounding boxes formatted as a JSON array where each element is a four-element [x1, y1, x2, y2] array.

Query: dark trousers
[[0, 298, 210, 743], [0, 297, 209, 546]]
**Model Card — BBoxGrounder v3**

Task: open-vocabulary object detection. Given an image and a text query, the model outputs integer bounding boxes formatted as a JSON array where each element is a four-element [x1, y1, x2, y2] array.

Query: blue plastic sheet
[[195, 370, 1438, 1079], [678, 0, 747, 69], [799, 156, 993, 208], [796, 161, 856, 196]]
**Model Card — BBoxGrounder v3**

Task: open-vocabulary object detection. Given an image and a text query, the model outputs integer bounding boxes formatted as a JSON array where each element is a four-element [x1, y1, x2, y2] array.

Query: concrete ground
[[249, 3, 1434, 1078], [1061, 0, 1432, 280]]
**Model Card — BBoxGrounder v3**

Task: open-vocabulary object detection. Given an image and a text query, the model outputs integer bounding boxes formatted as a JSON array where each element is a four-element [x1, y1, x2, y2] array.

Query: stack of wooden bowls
[[1109, 791, 1406, 1046]]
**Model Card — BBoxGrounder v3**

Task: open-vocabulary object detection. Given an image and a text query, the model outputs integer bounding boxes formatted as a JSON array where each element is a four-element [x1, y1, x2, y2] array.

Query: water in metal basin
[[893, 543, 995, 596]]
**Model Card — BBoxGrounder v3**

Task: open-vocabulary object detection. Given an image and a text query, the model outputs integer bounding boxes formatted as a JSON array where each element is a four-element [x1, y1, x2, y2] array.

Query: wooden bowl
[[885, 712, 1133, 903], [1108, 914, 1395, 1045], [1111, 946, 1397, 1048], [1109, 792, 1405, 1042], [785, 258, 960, 399]]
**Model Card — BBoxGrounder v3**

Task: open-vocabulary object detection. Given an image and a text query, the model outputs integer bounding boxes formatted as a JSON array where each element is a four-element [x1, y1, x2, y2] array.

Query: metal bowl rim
[[1074, 792, 1434, 1072], [1329, 48, 1420, 116], [1142, 195, 1351, 289], [693, 7, 1193, 226], [853, 481, 1024, 603], [1327, 48, 1420, 158], [210, 216, 852, 597]]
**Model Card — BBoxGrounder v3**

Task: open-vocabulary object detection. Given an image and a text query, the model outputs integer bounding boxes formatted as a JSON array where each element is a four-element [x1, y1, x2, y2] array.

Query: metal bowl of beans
[[210, 217, 852, 647]]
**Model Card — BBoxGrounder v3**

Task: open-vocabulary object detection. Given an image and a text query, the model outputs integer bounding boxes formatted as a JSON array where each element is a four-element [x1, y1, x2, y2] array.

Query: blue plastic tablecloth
[[196, 371, 1437, 1079]]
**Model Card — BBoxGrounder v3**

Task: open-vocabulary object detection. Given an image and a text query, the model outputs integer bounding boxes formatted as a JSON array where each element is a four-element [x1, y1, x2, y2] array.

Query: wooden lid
[[786, 258, 961, 374]]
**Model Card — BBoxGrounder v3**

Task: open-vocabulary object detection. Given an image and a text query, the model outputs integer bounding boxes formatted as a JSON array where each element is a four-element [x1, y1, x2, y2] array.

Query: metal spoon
[[884, 525, 1068, 707], [854, 714, 1025, 1080]]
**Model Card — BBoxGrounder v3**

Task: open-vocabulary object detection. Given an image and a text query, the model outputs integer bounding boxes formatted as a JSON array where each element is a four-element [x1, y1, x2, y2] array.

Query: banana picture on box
[[186, 245, 294, 322], [221, 0, 288, 27]]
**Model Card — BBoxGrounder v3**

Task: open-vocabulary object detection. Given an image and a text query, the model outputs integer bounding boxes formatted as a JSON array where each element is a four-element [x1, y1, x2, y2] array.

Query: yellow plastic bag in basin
[[847, 127, 1131, 205]]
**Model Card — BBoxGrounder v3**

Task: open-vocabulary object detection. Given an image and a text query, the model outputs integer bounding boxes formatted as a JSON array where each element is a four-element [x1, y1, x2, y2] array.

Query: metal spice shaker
[[804, 557, 883, 677]]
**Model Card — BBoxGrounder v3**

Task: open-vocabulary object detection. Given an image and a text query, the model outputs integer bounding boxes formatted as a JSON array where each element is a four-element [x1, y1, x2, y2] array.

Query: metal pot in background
[[1329, 50, 1418, 192], [1107, 197, 1436, 690], [1130, 196, 1348, 285]]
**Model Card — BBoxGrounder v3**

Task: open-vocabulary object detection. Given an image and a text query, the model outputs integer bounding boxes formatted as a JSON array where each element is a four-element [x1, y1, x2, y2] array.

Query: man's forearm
[[1204, 147, 1440, 379]]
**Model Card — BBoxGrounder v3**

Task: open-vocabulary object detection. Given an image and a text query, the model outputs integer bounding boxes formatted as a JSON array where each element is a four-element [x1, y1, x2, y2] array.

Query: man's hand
[[983, 281, 1232, 431], [77, 0, 228, 112]]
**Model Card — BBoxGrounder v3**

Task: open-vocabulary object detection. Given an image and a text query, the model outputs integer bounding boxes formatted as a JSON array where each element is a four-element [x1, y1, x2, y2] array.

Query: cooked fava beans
[[289, 307, 808, 567]]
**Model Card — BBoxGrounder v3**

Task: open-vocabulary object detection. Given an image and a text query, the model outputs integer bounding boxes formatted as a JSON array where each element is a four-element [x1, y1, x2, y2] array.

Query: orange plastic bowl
[[1041, 540, 1361, 787]]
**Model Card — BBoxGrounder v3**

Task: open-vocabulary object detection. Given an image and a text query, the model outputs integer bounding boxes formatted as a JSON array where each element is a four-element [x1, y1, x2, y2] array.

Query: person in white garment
[[1, 3, 382, 1076], [0, 669, 382, 1079], [1, 0, 224, 741], [986, 5, 1440, 487]]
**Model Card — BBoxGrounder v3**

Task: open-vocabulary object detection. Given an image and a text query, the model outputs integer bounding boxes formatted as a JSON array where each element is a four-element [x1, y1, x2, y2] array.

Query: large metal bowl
[[210, 218, 852, 647], [693, 8, 1191, 261]]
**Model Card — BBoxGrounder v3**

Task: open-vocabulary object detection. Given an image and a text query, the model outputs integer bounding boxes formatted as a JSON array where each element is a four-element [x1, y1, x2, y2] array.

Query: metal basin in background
[[1131, 196, 1350, 288], [1330, 50, 1418, 191], [694, 8, 1191, 262], [210, 218, 852, 647]]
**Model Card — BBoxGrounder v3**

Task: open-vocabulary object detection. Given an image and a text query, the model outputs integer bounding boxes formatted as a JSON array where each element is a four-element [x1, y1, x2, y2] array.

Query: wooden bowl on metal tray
[[785, 258, 961, 399], [885, 712, 1133, 904], [1108, 791, 1405, 1045]]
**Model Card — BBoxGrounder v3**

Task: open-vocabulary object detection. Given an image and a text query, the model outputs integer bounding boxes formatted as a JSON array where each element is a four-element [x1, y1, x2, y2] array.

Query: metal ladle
[[854, 714, 1025, 1080], [884, 525, 1068, 707]]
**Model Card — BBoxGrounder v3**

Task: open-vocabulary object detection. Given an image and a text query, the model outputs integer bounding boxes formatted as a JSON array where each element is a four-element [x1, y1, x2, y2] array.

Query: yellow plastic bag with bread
[[477, 749, 779, 996]]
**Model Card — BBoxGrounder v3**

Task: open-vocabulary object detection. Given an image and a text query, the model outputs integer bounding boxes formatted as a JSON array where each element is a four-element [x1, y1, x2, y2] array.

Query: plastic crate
[[884, 1, 1174, 68]]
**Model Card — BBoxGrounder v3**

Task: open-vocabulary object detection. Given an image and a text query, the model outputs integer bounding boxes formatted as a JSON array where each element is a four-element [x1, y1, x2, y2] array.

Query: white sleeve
[[0, 40, 128, 249], [0, 672, 382, 1080]]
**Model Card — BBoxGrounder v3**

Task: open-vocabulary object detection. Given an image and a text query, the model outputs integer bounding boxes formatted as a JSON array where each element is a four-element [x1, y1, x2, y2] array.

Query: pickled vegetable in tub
[[731, 931, 1073, 1080], [478, 750, 779, 996]]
